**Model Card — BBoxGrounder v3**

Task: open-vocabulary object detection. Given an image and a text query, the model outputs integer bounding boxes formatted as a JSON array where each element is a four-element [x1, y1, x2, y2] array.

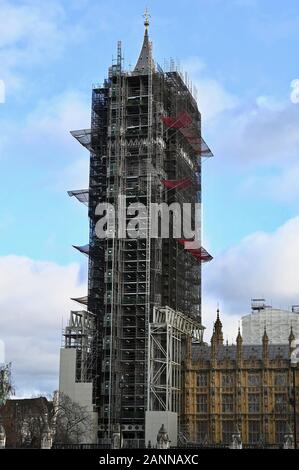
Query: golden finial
[[143, 7, 151, 30]]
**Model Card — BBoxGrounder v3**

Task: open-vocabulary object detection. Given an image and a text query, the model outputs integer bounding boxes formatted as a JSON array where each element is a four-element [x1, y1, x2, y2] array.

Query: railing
[[123, 439, 145, 449], [52, 443, 112, 449]]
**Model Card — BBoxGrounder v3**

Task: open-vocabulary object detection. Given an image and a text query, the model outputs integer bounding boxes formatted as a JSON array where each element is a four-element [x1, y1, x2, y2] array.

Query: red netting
[[177, 239, 213, 263], [162, 111, 192, 129], [161, 111, 214, 158], [161, 177, 193, 190]]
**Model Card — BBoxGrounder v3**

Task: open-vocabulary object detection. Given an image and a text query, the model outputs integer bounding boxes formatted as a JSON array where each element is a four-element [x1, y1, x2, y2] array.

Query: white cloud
[[60, 157, 90, 190], [23, 91, 90, 152], [5, 213, 299, 394], [290, 79, 299, 104], [242, 163, 299, 203], [197, 77, 238, 123], [0, 339, 4, 364], [202, 295, 241, 345], [0, 79, 5, 103], [25, 91, 91, 189], [0, 90, 90, 188], [0, 0, 85, 92], [0, 1, 61, 48], [205, 81, 299, 202], [183, 57, 239, 122], [203, 215, 299, 340], [214, 96, 299, 166], [0, 255, 86, 395]]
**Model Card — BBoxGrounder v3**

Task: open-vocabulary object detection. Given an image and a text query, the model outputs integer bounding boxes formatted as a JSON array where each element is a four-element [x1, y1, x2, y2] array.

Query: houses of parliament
[[182, 309, 299, 447]]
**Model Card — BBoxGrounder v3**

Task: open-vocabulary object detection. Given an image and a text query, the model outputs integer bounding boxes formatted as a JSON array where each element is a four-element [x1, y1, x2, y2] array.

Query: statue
[[229, 424, 242, 449], [283, 423, 294, 449], [112, 423, 121, 449], [41, 413, 53, 449], [202, 433, 209, 446], [157, 424, 171, 449]]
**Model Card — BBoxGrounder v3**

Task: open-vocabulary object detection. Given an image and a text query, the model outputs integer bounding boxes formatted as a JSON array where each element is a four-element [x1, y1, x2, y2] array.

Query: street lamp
[[0, 415, 6, 449], [290, 359, 297, 449], [119, 375, 125, 449]]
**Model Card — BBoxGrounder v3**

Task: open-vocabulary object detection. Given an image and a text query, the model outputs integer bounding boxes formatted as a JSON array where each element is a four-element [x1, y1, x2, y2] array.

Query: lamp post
[[290, 360, 297, 449], [0, 415, 6, 449], [119, 375, 125, 449]]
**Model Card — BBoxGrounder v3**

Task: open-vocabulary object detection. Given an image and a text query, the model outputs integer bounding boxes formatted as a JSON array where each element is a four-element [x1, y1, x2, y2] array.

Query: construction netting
[[161, 177, 193, 190], [71, 296, 88, 306], [70, 129, 93, 152], [162, 111, 214, 158], [73, 244, 90, 256], [68, 190, 89, 206], [177, 239, 213, 263]]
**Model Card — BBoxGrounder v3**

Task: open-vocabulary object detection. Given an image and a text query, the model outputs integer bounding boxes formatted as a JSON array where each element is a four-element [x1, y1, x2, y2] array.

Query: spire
[[262, 325, 269, 343], [236, 325, 243, 364], [289, 325, 295, 343], [289, 326, 296, 356], [215, 307, 223, 329], [262, 325, 269, 363], [236, 326, 242, 344], [213, 306, 223, 345], [134, 9, 154, 74]]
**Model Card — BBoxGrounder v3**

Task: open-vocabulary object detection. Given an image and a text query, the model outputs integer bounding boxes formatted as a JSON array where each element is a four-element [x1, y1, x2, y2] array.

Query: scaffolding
[[68, 189, 89, 206], [63, 310, 96, 383], [73, 244, 90, 256], [147, 306, 203, 413], [66, 15, 213, 447]]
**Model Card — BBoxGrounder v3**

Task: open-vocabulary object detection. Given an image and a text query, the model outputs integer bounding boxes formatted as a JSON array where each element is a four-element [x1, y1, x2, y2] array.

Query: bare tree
[[52, 392, 93, 445], [0, 363, 14, 407]]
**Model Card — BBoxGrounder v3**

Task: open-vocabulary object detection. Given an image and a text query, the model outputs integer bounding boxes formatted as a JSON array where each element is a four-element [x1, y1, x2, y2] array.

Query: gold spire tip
[[143, 7, 151, 30]]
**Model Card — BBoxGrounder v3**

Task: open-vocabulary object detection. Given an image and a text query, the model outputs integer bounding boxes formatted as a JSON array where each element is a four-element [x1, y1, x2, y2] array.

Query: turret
[[211, 308, 223, 366], [236, 327, 243, 364], [213, 308, 224, 346], [262, 326, 269, 364], [134, 8, 154, 75]]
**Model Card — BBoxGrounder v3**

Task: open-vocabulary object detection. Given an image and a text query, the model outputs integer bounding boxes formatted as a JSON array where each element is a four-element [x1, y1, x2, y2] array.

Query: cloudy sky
[[0, 0, 299, 395]]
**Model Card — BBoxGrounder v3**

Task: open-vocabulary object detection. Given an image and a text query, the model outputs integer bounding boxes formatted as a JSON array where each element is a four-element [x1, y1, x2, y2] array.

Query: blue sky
[[0, 0, 299, 394], [1, 0, 299, 262]]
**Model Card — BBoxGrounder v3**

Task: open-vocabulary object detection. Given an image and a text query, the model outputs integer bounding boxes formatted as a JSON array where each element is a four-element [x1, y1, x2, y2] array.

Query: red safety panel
[[177, 239, 213, 263], [161, 177, 193, 190], [161, 112, 214, 157], [162, 111, 193, 129]]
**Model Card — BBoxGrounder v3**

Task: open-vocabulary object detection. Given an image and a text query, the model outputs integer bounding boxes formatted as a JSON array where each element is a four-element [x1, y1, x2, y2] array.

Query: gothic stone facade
[[182, 311, 299, 447]]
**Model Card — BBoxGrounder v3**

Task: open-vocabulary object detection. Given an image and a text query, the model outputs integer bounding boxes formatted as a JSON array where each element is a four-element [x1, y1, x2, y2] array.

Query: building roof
[[192, 343, 290, 362], [1, 396, 52, 415]]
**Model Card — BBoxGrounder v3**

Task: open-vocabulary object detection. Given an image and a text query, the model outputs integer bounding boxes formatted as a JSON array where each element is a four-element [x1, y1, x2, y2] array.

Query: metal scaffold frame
[[106, 40, 123, 438], [147, 305, 204, 412], [65, 15, 214, 447], [63, 310, 96, 383]]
